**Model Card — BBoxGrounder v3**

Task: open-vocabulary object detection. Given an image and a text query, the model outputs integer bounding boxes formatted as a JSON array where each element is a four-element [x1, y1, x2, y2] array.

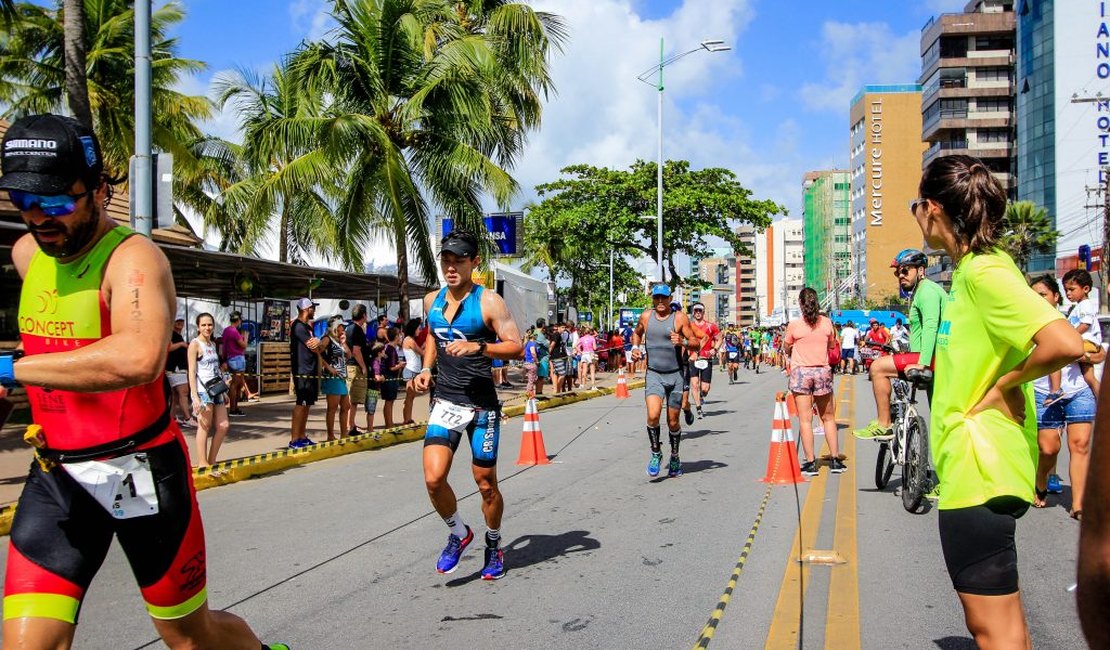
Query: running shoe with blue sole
[[668, 456, 682, 478], [436, 526, 473, 574], [1047, 473, 1063, 494], [481, 547, 505, 580], [647, 452, 663, 477]]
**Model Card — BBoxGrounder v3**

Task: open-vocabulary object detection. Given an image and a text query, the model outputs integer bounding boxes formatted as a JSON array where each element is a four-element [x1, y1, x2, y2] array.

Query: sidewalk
[[0, 363, 637, 506]]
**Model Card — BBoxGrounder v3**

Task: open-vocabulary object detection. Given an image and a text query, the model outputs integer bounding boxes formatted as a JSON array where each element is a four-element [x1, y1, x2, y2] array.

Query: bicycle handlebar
[[905, 368, 934, 387]]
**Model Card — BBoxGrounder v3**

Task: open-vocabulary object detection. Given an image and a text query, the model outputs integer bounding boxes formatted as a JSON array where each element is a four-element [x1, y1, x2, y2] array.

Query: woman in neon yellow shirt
[[913, 155, 1083, 649]]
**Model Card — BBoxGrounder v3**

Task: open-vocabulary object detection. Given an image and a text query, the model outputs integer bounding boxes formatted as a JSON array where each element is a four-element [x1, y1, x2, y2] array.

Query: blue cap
[[651, 284, 671, 297]]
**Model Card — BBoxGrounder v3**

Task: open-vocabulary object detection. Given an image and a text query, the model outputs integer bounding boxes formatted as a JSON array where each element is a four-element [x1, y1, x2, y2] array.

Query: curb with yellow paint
[[0, 378, 645, 537]]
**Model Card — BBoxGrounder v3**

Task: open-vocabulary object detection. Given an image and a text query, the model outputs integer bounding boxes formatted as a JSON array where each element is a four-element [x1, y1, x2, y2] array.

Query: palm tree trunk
[[62, 0, 93, 129], [397, 243, 409, 322], [278, 204, 290, 263]]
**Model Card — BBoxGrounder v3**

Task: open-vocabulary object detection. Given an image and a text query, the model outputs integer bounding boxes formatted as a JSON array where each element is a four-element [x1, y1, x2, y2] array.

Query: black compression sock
[[647, 426, 661, 453], [669, 430, 681, 456]]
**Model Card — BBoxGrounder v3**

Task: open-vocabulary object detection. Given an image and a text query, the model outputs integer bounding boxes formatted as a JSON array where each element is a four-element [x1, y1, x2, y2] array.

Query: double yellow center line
[[764, 375, 860, 650]]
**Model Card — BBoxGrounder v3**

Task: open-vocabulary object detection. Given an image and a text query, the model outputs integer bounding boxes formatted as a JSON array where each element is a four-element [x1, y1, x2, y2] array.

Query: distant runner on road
[[688, 303, 721, 419], [631, 285, 704, 478], [415, 230, 523, 581]]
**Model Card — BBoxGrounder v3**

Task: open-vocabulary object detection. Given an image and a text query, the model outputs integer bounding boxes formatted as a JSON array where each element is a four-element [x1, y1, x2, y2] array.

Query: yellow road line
[[825, 378, 860, 649], [763, 445, 830, 649]]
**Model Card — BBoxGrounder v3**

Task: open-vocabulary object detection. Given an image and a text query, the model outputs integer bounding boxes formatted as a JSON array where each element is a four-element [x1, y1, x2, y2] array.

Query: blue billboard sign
[[442, 213, 521, 256]]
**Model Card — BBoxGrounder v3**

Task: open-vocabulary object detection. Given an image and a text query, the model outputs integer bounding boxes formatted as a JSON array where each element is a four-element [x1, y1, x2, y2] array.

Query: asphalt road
[[0, 367, 1089, 649]]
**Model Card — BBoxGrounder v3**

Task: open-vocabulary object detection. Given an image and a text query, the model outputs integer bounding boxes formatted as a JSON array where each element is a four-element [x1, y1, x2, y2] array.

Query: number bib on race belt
[[694, 359, 709, 370], [62, 452, 159, 519], [430, 400, 477, 433]]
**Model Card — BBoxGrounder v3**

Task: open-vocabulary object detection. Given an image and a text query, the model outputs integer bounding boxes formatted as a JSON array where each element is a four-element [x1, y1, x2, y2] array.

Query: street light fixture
[[636, 38, 731, 284]]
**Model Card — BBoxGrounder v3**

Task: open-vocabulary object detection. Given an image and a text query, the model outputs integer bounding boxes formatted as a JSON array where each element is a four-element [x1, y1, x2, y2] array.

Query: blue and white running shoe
[[436, 526, 473, 574], [647, 452, 663, 477], [481, 547, 505, 580], [1047, 473, 1063, 494]]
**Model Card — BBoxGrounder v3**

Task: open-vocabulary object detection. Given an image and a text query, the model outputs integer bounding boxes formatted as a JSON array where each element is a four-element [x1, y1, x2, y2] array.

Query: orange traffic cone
[[615, 367, 630, 399], [516, 398, 552, 466], [760, 392, 805, 484]]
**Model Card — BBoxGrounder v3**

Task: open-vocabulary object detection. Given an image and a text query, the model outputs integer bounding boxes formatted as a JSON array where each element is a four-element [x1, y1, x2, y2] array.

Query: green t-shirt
[[931, 251, 1064, 510], [909, 278, 947, 366]]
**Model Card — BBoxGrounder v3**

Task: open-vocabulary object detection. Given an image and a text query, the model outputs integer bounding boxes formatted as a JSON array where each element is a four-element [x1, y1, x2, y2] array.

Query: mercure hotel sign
[[869, 98, 884, 227]]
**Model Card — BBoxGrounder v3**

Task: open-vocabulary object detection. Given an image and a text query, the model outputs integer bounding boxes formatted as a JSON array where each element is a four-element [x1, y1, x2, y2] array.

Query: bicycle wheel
[[901, 415, 930, 513], [874, 441, 894, 490]]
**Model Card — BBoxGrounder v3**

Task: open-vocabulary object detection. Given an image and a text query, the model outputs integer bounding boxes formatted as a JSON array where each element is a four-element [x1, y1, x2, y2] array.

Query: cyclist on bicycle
[[854, 248, 948, 440]]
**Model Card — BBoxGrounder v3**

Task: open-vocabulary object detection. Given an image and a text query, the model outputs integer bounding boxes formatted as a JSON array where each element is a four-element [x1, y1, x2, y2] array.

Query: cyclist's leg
[[868, 355, 899, 427]]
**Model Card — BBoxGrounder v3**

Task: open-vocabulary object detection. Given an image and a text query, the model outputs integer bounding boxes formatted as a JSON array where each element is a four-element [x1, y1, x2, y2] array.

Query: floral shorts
[[789, 366, 833, 396]]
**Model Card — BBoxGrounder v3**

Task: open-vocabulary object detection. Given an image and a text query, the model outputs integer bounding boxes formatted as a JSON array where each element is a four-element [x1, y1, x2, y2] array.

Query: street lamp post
[[637, 38, 731, 284]]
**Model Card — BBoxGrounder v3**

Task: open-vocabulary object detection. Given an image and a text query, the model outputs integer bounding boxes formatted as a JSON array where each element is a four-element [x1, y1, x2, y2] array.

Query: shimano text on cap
[[0, 114, 103, 194]]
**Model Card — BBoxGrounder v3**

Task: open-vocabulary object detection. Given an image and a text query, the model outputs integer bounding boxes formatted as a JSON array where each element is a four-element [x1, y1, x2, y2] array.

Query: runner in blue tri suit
[[724, 330, 741, 384], [414, 230, 523, 581]]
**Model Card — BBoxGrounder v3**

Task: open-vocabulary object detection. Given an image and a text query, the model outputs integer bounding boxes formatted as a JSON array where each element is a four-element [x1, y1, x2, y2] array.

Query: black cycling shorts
[[294, 377, 319, 406], [688, 358, 713, 383], [938, 496, 1029, 596], [4, 433, 208, 623]]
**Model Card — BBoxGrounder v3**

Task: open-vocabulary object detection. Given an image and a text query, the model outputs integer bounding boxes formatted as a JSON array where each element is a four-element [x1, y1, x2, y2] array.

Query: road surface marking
[[825, 377, 860, 649]]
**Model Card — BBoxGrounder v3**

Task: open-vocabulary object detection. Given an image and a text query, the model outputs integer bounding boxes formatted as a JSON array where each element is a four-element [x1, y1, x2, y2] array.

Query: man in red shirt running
[[688, 303, 722, 420]]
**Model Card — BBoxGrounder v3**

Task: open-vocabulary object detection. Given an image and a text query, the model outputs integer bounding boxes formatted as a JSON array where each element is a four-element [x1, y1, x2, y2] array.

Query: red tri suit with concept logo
[[5, 225, 208, 626], [17, 225, 174, 451]]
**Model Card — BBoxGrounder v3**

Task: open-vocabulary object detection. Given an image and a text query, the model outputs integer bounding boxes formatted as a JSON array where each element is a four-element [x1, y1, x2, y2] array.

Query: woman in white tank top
[[187, 313, 229, 475], [401, 318, 426, 425]]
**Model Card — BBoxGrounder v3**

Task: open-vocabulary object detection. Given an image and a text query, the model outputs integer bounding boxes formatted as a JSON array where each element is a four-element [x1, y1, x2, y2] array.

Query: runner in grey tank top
[[644, 312, 680, 374], [631, 284, 705, 479]]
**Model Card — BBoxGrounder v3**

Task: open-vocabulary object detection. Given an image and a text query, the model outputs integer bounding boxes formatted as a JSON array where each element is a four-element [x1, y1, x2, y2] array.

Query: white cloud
[[797, 21, 921, 113], [511, 0, 781, 208], [289, 0, 334, 41]]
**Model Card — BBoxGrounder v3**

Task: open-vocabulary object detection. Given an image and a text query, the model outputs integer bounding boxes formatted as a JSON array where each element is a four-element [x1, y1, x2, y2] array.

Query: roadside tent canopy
[[162, 245, 433, 302]]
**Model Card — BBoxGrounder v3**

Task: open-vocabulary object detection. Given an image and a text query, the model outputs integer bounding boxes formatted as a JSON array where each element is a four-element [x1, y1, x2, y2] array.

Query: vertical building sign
[[870, 98, 884, 227], [1054, 3, 1108, 256]]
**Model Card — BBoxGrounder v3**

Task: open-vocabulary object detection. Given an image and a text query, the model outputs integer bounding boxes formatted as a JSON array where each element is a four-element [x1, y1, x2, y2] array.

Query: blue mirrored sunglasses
[[8, 190, 88, 217]]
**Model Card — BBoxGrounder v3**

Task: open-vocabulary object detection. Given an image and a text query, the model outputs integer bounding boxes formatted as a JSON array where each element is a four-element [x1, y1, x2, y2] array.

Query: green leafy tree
[[533, 160, 784, 287], [999, 200, 1058, 272], [0, 0, 213, 217], [522, 200, 647, 318], [287, 0, 565, 318]]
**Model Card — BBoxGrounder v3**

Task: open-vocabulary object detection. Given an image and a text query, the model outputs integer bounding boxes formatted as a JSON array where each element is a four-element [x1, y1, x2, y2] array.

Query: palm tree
[[0, 0, 211, 184], [1000, 200, 1058, 271], [288, 0, 565, 319], [62, 0, 92, 127], [211, 64, 343, 265]]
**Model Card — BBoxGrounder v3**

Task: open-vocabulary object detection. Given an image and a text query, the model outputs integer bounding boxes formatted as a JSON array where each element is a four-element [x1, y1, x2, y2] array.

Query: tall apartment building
[[849, 85, 928, 301], [692, 229, 759, 327], [735, 225, 758, 327], [802, 170, 851, 307], [919, 0, 1016, 195], [754, 219, 804, 325], [1017, 0, 1107, 274], [696, 256, 735, 326]]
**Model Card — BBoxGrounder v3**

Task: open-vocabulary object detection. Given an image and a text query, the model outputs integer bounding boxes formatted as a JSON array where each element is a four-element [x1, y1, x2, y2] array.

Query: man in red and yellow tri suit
[[0, 114, 283, 649]]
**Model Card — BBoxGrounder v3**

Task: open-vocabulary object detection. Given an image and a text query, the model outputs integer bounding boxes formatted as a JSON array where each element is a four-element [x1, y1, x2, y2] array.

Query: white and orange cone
[[760, 392, 805, 484], [516, 398, 551, 466]]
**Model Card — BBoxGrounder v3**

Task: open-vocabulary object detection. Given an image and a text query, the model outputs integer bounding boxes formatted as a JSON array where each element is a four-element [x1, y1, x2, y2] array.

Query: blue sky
[[165, 0, 972, 257]]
